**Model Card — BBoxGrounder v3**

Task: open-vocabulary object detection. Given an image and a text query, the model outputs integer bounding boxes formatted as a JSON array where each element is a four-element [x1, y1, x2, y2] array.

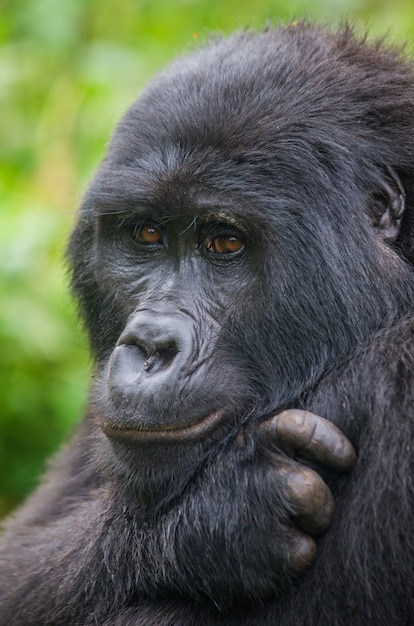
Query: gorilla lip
[[101, 408, 226, 443]]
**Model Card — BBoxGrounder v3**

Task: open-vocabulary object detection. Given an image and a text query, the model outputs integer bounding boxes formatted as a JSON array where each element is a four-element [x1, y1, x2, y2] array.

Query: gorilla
[[1, 21, 414, 626]]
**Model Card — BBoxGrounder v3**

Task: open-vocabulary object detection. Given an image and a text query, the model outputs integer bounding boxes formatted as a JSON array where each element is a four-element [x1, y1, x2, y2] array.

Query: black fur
[[2, 22, 414, 625]]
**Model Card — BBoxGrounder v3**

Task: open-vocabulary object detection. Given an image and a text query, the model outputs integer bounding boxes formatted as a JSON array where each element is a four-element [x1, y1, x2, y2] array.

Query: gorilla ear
[[370, 167, 406, 242]]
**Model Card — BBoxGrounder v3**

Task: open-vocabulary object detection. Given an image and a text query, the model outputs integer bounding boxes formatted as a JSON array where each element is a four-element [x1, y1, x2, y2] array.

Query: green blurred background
[[2, 0, 414, 518]]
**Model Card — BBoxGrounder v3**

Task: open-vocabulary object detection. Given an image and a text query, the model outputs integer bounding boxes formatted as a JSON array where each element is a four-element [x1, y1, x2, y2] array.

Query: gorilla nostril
[[143, 353, 157, 372], [140, 345, 178, 374]]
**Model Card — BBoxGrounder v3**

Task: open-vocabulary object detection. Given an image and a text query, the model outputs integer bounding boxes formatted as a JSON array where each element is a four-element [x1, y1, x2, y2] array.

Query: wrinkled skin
[[2, 22, 414, 626]]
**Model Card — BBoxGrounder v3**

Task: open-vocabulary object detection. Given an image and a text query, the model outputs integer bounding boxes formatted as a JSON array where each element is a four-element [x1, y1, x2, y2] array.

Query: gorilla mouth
[[102, 409, 226, 443]]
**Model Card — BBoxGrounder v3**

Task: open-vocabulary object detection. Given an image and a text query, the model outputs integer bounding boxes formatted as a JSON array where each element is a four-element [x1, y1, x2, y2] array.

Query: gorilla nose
[[111, 310, 192, 382], [125, 312, 185, 367], [106, 311, 197, 428]]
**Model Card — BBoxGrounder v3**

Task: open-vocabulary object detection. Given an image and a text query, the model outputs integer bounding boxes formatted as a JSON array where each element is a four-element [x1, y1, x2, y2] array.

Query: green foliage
[[1, 0, 414, 517]]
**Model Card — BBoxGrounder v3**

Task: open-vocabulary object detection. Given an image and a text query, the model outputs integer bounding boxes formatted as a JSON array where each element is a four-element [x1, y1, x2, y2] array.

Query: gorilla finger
[[259, 409, 357, 472], [284, 465, 335, 535], [287, 532, 317, 575]]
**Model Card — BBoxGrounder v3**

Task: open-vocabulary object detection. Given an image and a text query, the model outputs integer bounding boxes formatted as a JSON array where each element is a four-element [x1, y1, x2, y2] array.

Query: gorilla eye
[[205, 235, 245, 255], [132, 223, 163, 245]]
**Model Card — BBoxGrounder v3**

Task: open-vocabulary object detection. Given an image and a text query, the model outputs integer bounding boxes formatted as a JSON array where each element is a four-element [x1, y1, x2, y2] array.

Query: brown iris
[[133, 224, 162, 244], [205, 235, 244, 254]]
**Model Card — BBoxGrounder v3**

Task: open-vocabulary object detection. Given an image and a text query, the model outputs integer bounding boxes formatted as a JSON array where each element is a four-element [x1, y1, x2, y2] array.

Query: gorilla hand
[[257, 409, 357, 573], [163, 410, 356, 607]]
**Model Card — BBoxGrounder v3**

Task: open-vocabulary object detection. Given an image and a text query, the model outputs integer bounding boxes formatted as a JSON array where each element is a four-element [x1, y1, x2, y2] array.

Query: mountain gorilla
[[2, 21, 414, 626]]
